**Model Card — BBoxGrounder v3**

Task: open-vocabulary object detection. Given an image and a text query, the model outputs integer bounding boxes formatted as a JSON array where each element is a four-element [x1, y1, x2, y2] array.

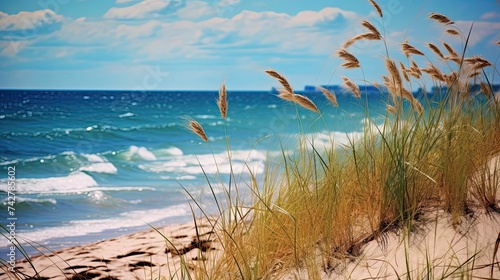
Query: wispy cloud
[[456, 20, 500, 46], [0, 9, 64, 39], [104, 0, 184, 19], [480, 11, 500, 20]]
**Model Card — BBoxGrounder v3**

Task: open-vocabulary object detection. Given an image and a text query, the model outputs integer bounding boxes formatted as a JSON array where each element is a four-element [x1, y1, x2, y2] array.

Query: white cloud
[[2, 6, 363, 69], [176, 1, 215, 20], [456, 20, 500, 46], [481, 11, 500, 20], [104, 0, 172, 19], [219, 0, 239, 6], [290, 7, 357, 27], [0, 9, 63, 34], [116, 0, 137, 3], [51, 7, 360, 61]]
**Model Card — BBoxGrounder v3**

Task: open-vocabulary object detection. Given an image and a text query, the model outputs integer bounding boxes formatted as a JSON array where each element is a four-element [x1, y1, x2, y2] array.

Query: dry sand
[[2, 218, 221, 280], [4, 209, 499, 279]]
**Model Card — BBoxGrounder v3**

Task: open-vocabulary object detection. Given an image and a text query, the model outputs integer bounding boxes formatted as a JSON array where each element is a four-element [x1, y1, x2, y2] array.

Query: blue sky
[[0, 0, 499, 90]]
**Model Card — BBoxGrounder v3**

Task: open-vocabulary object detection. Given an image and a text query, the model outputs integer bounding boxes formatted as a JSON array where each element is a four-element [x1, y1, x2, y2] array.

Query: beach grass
[[176, 2, 500, 279], [3, 1, 500, 279]]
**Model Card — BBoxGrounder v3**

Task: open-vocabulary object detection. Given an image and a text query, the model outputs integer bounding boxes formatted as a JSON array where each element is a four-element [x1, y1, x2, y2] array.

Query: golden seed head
[[361, 20, 381, 37], [446, 29, 460, 36], [442, 42, 459, 57], [368, 0, 383, 17], [401, 40, 424, 57], [320, 87, 339, 107], [186, 119, 208, 142], [293, 94, 320, 113], [429, 12, 454, 25], [217, 82, 228, 119], [342, 76, 361, 99], [337, 49, 360, 69], [265, 69, 294, 94], [427, 43, 445, 59]]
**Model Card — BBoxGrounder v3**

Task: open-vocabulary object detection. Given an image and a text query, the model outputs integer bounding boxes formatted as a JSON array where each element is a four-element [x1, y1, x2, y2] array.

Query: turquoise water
[[0, 89, 387, 255]]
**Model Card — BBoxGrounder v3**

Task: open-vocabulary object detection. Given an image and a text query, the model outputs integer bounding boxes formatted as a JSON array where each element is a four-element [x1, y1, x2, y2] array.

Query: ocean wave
[[0, 172, 98, 194], [0, 204, 190, 247], [119, 112, 135, 118], [138, 149, 266, 176], [79, 162, 118, 174], [122, 145, 157, 161], [1, 197, 57, 205]]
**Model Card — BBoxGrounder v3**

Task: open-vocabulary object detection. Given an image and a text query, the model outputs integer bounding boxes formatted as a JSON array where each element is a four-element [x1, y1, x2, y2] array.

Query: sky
[[0, 0, 499, 90]]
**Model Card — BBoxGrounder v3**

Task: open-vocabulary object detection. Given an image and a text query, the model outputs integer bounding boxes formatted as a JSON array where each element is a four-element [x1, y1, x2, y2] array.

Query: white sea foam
[[0, 205, 190, 247], [126, 145, 157, 161], [139, 149, 266, 176], [79, 162, 118, 174], [119, 112, 135, 118], [159, 175, 197, 180], [1, 197, 57, 205], [0, 172, 98, 194], [193, 114, 216, 119], [82, 153, 106, 163], [156, 147, 184, 157]]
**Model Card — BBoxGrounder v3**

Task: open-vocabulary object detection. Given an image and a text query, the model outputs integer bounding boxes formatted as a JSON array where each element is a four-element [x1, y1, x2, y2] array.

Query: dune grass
[[178, 2, 500, 279]]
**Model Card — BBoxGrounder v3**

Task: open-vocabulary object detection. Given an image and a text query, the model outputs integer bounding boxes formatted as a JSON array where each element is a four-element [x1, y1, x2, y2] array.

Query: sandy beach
[[2, 206, 499, 279], [2, 218, 222, 280]]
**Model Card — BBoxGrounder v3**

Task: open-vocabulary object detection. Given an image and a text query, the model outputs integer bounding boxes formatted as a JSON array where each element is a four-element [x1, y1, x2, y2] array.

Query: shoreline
[[3, 207, 500, 279], [4, 217, 221, 280]]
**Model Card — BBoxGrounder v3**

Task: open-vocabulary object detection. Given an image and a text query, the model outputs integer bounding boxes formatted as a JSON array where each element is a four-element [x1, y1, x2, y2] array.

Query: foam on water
[[119, 112, 135, 118], [82, 154, 106, 163], [0, 172, 98, 194], [1, 197, 57, 205], [139, 149, 266, 176], [0, 204, 190, 247], [123, 145, 157, 161], [79, 162, 118, 174]]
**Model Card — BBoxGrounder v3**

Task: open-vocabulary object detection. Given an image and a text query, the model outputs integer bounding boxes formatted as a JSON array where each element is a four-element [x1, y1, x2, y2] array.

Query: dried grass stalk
[[386, 104, 396, 115], [361, 20, 381, 37], [217, 82, 228, 119], [480, 82, 492, 99], [265, 69, 294, 94], [385, 58, 402, 90], [342, 76, 361, 99], [445, 72, 458, 86], [408, 69, 421, 79], [293, 94, 320, 113], [465, 56, 492, 70], [427, 43, 445, 59], [368, 0, 383, 17], [421, 64, 446, 82], [411, 60, 422, 77], [188, 120, 208, 142], [399, 61, 410, 82], [401, 88, 415, 101], [402, 40, 425, 56], [429, 12, 454, 25], [446, 29, 460, 36], [411, 97, 424, 115], [443, 42, 459, 57], [337, 49, 360, 69], [445, 55, 462, 65], [343, 32, 381, 48], [468, 71, 482, 79], [277, 89, 295, 101], [320, 87, 338, 107]]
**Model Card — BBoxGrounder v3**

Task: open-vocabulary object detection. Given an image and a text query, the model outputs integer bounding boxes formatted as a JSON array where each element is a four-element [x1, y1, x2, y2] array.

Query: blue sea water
[[0, 89, 388, 256]]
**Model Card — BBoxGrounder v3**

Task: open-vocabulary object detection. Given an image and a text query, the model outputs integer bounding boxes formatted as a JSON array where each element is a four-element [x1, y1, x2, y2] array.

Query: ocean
[[0, 89, 388, 256]]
